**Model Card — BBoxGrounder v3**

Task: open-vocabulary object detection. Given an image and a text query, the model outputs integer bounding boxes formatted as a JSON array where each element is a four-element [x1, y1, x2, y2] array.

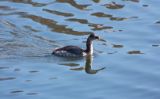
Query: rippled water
[[0, 0, 160, 99]]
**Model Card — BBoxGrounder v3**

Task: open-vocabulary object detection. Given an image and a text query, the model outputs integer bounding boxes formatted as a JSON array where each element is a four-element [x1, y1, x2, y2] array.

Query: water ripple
[[0, 0, 160, 99], [8, 0, 54, 7], [91, 12, 128, 21], [43, 9, 74, 17], [0, 77, 16, 81], [21, 13, 91, 35], [56, 0, 90, 10], [103, 2, 124, 9]]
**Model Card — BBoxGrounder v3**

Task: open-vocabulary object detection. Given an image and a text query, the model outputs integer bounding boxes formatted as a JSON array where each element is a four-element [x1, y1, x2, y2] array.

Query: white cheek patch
[[82, 52, 87, 56], [90, 44, 93, 54]]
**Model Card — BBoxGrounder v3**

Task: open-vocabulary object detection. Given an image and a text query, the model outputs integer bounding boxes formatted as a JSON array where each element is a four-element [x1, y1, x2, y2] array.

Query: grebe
[[52, 33, 100, 57]]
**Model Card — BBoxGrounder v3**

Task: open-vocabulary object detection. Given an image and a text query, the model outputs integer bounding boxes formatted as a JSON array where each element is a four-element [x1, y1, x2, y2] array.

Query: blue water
[[0, 0, 160, 99]]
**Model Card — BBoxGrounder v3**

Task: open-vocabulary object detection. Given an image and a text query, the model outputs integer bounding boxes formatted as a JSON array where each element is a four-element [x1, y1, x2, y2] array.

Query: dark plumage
[[52, 46, 83, 56], [52, 33, 100, 57]]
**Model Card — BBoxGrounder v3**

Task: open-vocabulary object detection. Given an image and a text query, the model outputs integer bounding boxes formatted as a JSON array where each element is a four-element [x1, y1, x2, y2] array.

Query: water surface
[[0, 0, 160, 99]]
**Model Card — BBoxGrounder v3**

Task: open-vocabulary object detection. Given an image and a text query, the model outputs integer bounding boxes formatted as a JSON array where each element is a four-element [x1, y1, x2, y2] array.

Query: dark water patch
[[0, 5, 15, 11], [59, 63, 79, 67], [0, 66, 9, 69], [25, 80, 32, 82], [92, 0, 101, 3], [108, 51, 118, 54], [26, 92, 38, 95], [91, 12, 127, 21], [66, 18, 113, 31], [66, 18, 89, 24], [14, 68, 20, 71], [91, 12, 112, 18], [128, 50, 144, 54], [29, 70, 39, 73], [118, 29, 123, 32], [70, 67, 84, 71], [152, 44, 159, 47], [142, 4, 149, 7], [129, 16, 139, 19], [49, 77, 57, 80], [56, 0, 90, 10], [89, 24, 113, 31], [10, 90, 24, 94], [43, 9, 74, 17], [10, 90, 38, 96], [123, 0, 140, 3], [103, 2, 124, 9], [8, 0, 53, 7], [95, 50, 104, 54], [112, 44, 124, 48], [155, 21, 160, 24], [0, 11, 27, 16], [21, 14, 91, 35], [0, 77, 16, 81], [110, 17, 127, 21]]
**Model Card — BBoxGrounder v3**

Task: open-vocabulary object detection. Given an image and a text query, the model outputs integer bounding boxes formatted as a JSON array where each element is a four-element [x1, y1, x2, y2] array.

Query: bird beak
[[98, 37, 106, 42], [95, 35, 106, 42]]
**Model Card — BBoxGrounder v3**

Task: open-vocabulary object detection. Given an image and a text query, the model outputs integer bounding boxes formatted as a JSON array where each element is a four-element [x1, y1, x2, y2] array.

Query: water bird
[[52, 33, 104, 57]]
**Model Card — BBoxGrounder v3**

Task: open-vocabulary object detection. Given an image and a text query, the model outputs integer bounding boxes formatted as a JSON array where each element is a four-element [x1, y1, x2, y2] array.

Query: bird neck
[[85, 38, 93, 54]]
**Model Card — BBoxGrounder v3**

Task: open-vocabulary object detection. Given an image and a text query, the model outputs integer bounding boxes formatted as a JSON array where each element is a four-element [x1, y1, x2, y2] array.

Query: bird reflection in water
[[85, 54, 105, 74], [70, 54, 105, 74]]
